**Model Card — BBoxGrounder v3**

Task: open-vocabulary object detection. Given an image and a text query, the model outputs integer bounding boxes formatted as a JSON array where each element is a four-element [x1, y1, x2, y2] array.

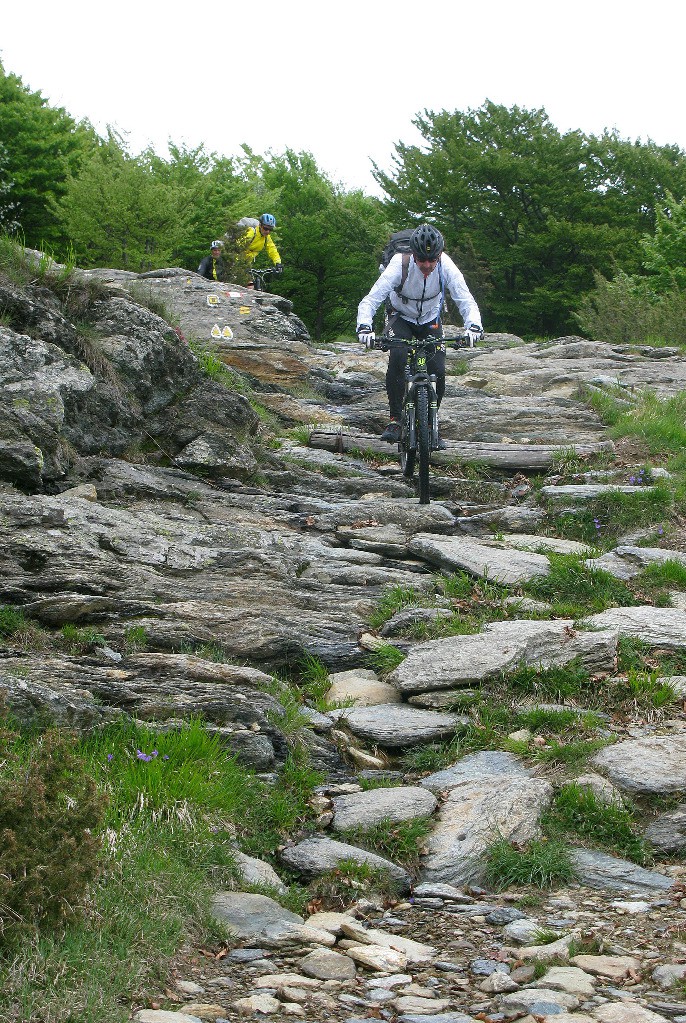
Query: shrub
[[0, 725, 107, 948]]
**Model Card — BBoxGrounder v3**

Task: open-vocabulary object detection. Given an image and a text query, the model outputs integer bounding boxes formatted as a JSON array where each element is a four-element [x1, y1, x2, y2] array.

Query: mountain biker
[[238, 214, 283, 274], [197, 241, 226, 281], [356, 224, 483, 446]]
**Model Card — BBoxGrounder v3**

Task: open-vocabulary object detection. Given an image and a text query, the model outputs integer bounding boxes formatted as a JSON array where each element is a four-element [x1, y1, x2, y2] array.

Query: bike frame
[[249, 267, 276, 292]]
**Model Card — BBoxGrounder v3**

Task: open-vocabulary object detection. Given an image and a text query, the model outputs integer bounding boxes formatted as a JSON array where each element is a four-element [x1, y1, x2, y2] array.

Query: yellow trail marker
[[210, 324, 221, 338]]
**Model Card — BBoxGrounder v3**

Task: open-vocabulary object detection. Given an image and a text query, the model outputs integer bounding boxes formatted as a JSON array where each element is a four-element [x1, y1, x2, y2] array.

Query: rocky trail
[[1, 262, 686, 1023]]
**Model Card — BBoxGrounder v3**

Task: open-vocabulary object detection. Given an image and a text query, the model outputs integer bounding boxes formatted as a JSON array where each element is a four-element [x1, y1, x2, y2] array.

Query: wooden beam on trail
[[308, 430, 615, 471]]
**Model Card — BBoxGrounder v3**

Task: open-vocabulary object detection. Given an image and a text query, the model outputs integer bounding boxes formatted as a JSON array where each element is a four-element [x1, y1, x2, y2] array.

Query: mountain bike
[[380, 331, 471, 505], [249, 267, 280, 292]]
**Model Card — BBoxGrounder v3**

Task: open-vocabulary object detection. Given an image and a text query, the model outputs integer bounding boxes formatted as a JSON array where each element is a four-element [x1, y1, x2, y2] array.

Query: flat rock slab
[[420, 774, 553, 885], [331, 786, 437, 831], [420, 750, 533, 793], [408, 534, 551, 584], [279, 836, 410, 888], [389, 619, 617, 693], [582, 606, 686, 648], [591, 734, 686, 794], [570, 848, 675, 894], [337, 704, 468, 747]]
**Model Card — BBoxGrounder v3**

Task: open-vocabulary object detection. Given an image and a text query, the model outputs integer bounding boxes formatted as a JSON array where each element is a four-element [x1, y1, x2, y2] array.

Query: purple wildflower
[[136, 749, 152, 762], [107, 753, 114, 762]]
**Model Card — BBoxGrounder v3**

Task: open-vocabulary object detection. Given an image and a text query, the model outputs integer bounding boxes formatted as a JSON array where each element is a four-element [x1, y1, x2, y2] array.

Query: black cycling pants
[[385, 315, 445, 420]]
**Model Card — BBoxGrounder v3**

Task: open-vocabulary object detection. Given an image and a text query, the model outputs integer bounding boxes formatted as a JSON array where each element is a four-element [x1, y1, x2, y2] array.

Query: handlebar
[[378, 331, 474, 352]]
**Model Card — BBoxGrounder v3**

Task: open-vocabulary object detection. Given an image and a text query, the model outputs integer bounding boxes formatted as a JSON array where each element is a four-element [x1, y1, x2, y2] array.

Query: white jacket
[[357, 252, 481, 328]]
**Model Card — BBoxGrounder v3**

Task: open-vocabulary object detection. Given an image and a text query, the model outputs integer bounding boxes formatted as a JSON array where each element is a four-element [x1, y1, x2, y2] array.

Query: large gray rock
[[591, 734, 686, 794], [569, 848, 675, 894], [420, 774, 554, 885], [279, 836, 410, 888], [388, 619, 617, 693], [336, 704, 468, 747], [331, 786, 437, 831], [645, 803, 686, 852], [582, 606, 686, 648], [407, 533, 551, 584], [420, 751, 533, 793]]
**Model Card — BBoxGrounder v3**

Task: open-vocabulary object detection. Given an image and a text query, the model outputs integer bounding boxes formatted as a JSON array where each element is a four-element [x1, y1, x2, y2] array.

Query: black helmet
[[410, 224, 444, 260]]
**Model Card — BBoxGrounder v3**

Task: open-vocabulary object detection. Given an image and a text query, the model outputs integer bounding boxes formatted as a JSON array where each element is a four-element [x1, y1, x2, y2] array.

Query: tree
[[641, 191, 686, 292], [0, 62, 94, 248], [248, 150, 389, 339], [375, 101, 686, 337], [0, 142, 19, 233], [58, 133, 186, 271]]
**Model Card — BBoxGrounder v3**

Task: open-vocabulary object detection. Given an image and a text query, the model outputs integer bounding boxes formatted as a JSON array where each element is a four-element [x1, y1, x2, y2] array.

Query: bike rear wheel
[[417, 387, 431, 504]]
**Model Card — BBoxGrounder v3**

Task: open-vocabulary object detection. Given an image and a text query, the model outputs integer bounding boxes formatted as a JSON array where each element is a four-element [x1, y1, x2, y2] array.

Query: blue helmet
[[259, 213, 276, 229]]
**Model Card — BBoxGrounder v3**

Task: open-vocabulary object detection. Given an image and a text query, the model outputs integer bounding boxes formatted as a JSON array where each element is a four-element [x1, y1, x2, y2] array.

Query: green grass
[[543, 783, 649, 864], [634, 559, 686, 602], [58, 624, 106, 655], [483, 837, 577, 890], [296, 653, 332, 709], [614, 668, 679, 709], [500, 661, 595, 701], [617, 635, 686, 677], [123, 625, 148, 654], [547, 485, 675, 546], [0, 719, 322, 1023], [523, 554, 638, 616], [368, 585, 429, 630], [339, 817, 433, 877], [305, 859, 401, 911], [367, 643, 406, 675], [0, 605, 48, 650]]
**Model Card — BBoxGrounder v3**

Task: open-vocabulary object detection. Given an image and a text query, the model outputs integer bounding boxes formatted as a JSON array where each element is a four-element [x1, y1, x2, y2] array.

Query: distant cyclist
[[197, 240, 225, 281], [356, 224, 483, 446], [237, 214, 283, 275]]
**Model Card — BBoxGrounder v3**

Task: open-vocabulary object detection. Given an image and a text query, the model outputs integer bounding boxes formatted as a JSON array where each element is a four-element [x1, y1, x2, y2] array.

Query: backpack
[[237, 217, 260, 241], [380, 229, 445, 309]]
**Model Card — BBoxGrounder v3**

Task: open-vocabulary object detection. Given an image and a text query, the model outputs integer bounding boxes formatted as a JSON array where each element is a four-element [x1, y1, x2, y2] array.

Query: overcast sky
[[3, 0, 685, 196]]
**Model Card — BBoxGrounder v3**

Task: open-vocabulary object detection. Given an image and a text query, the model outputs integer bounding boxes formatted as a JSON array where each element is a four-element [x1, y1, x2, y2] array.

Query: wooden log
[[308, 431, 615, 471]]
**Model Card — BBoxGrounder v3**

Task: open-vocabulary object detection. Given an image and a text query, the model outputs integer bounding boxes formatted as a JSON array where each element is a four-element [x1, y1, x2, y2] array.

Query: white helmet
[[210, 240, 224, 249]]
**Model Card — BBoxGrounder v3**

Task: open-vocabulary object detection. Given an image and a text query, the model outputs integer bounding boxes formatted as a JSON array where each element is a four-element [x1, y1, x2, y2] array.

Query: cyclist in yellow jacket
[[237, 214, 283, 273]]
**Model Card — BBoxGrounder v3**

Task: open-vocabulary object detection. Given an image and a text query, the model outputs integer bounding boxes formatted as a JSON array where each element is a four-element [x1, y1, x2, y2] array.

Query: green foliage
[[297, 653, 331, 708], [544, 783, 648, 863], [502, 661, 594, 701], [523, 554, 637, 616], [615, 669, 678, 709], [547, 485, 674, 545], [0, 724, 107, 949], [0, 604, 47, 650], [642, 190, 686, 292], [576, 270, 686, 346], [483, 836, 577, 890]]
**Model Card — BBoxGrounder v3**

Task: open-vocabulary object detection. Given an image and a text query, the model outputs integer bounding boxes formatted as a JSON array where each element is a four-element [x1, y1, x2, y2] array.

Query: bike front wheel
[[400, 403, 415, 478], [417, 387, 431, 504]]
